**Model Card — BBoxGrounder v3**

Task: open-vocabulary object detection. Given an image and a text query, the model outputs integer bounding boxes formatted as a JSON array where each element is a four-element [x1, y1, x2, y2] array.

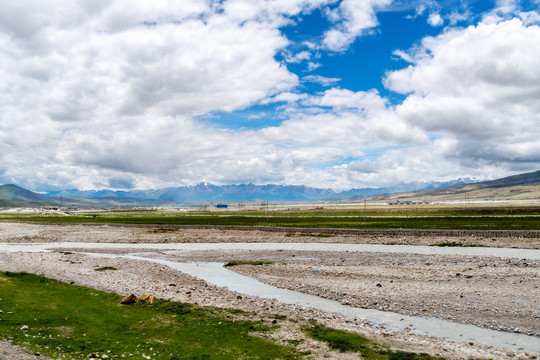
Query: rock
[[138, 294, 157, 303], [138, 294, 151, 301], [20, 325, 29, 330], [506, 351, 515, 357], [120, 294, 137, 304]]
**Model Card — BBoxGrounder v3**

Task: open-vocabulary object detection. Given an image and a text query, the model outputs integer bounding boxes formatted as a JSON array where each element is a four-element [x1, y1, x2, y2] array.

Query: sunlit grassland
[[303, 323, 442, 359], [0, 272, 299, 359], [1, 206, 539, 230]]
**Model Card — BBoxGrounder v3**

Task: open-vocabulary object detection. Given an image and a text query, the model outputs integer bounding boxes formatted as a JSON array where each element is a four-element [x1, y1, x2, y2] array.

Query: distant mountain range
[[331, 177, 479, 200], [1, 170, 538, 207], [45, 183, 337, 203], [44, 177, 479, 203]]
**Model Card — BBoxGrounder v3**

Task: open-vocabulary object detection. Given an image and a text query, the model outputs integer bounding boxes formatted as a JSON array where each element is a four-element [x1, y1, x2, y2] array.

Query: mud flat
[[0, 222, 539, 359]]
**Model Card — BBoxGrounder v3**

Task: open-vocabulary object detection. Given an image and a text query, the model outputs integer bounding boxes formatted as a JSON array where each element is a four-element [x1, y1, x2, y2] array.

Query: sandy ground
[[0, 222, 539, 359]]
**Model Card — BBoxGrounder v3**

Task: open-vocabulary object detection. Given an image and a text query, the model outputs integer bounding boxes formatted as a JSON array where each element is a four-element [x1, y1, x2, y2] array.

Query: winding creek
[[1, 242, 539, 353]]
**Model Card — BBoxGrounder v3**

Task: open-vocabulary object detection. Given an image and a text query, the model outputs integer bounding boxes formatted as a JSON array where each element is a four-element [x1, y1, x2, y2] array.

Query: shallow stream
[[1, 242, 539, 260]]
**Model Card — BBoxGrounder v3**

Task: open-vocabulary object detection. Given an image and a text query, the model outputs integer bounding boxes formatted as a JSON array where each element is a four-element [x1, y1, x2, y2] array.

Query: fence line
[[21, 221, 540, 239], [183, 225, 540, 239]]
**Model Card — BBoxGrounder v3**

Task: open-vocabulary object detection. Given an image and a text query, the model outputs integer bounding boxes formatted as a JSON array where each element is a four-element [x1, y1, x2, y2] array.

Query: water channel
[[1, 242, 539, 260]]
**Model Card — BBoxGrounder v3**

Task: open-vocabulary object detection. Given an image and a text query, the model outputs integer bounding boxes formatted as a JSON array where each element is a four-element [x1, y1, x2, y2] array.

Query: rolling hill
[[0, 184, 57, 207], [375, 170, 540, 202]]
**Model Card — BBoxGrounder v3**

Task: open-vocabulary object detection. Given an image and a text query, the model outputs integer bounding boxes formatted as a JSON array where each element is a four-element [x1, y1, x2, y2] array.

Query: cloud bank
[[0, 0, 539, 191]]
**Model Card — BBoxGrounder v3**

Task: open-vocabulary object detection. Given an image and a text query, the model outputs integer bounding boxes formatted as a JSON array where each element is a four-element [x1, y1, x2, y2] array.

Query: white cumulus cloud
[[427, 12, 444, 26], [384, 18, 540, 171], [322, 0, 392, 51]]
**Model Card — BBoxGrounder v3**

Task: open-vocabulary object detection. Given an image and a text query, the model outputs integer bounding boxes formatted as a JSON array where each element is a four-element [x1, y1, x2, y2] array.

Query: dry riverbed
[[0, 222, 539, 359]]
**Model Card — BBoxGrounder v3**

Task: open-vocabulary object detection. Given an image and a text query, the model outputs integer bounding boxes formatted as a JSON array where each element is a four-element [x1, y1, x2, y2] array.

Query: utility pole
[[364, 199, 366, 222]]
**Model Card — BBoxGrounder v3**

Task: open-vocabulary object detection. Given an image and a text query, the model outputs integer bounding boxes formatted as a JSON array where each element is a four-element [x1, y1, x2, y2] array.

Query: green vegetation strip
[[303, 323, 442, 360], [224, 261, 274, 267], [2, 211, 540, 230], [0, 272, 298, 359], [430, 242, 488, 248], [94, 266, 118, 271]]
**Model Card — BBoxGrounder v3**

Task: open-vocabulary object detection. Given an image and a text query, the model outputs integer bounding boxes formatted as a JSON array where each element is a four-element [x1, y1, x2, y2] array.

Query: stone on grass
[[139, 294, 157, 303], [138, 294, 151, 301], [120, 294, 137, 304]]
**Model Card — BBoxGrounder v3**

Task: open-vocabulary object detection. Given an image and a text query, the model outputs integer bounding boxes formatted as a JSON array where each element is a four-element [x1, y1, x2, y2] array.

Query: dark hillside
[[375, 170, 540, 200], [0, 184, 57, 205], [474, 170, 540, 188]]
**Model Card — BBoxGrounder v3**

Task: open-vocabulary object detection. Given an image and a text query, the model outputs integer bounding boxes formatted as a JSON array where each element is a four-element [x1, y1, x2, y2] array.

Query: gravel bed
[[0, 222, 538, 359], [0, 340, 52, 359], [225, 251, 539, 336]]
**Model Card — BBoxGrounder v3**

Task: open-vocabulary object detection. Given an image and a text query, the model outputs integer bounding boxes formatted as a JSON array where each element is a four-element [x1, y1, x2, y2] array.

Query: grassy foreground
[[0, 272, 298, 359], [0, 272, 443, 360], [303, 323, 442, 360]]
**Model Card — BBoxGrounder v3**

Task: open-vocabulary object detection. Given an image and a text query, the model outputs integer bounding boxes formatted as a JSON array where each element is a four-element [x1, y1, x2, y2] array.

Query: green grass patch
[[303, 323, 442, 360], [429, 242, 488, 247], [2, 209, 539, 230], [94, 266, 117, 271], [0, 271, 299, 359], [224, 261, 274, 267]]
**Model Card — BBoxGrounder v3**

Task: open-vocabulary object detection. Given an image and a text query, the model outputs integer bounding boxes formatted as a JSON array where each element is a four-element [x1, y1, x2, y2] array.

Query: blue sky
[[0, 0, 539, 191], [199, 3, 444, 130]]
